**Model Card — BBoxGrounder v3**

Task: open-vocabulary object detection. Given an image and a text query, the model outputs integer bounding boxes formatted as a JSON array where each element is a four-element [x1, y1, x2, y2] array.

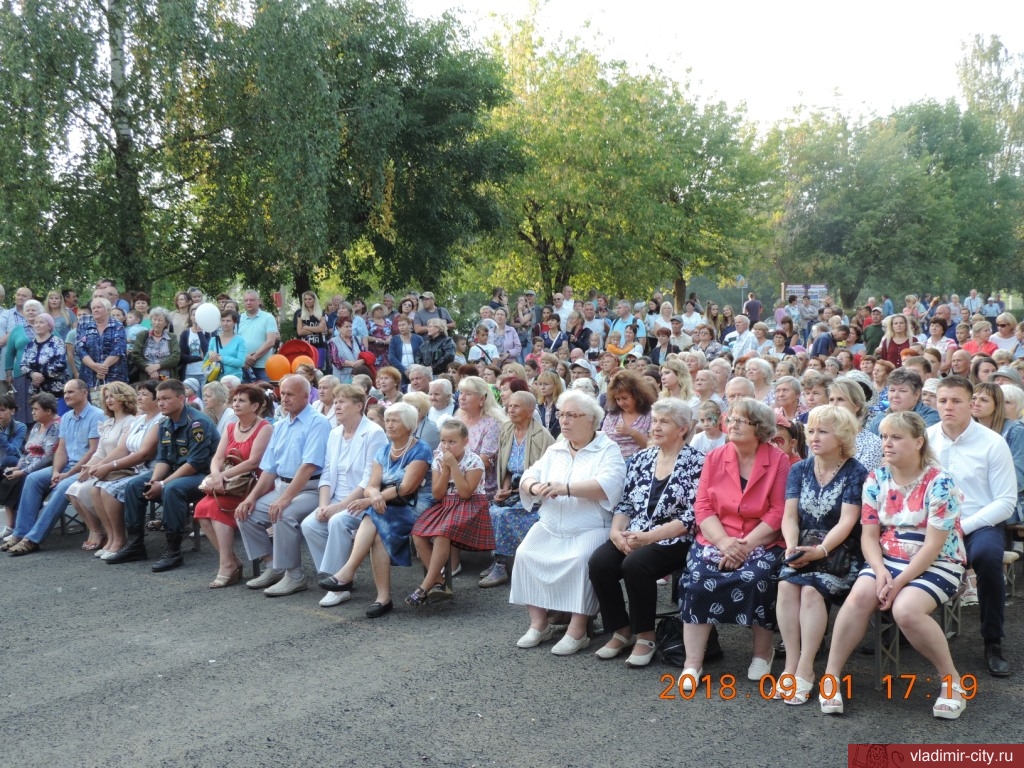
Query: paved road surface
[[5, 534, 1021, 767]]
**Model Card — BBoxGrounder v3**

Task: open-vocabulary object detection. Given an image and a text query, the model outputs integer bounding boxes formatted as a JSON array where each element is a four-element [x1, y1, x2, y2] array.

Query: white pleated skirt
[[509, 522, 609, 615]]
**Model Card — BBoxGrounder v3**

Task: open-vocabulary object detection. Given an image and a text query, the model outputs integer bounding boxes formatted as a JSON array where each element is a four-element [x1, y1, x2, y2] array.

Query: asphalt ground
[[4, 532, 1022, 768]]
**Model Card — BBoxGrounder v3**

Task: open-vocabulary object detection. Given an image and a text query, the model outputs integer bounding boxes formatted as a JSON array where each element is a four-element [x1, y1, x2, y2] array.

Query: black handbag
[[798, 530, 851, 577]]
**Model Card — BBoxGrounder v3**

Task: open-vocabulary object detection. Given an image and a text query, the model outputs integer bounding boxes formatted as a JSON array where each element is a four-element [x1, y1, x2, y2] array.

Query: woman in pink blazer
[[677, 397, 790, 691]]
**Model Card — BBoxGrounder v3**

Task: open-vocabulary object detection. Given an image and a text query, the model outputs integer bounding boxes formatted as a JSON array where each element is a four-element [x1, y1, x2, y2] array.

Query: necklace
[[814, 458, 846, 486], [390, 435, 415, 458], [235, 418, 259, 435]]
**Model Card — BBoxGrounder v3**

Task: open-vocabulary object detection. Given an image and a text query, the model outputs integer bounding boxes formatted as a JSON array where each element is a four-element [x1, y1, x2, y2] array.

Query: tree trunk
[[293, 266, 312, 296], [673, 277, 687, 312], [839, 287, 860, 313], [108, 0, 145, 292]]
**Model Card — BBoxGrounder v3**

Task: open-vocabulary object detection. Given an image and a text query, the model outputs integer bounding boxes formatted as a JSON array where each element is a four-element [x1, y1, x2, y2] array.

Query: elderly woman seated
[[318, 402, 432, 618], [678, 397, 790, 690], [588, 399, 704, 666], [479, 390, 555, 587], [509, 390, 626, 655]]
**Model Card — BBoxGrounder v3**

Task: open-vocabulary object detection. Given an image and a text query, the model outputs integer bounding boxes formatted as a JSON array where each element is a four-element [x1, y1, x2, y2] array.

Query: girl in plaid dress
[[408, 420, 494, 606]]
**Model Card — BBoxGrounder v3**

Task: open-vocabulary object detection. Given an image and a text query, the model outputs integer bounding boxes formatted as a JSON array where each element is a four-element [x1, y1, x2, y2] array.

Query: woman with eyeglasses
[[510, 390, 626, 655], [677, 397, 790, 691]]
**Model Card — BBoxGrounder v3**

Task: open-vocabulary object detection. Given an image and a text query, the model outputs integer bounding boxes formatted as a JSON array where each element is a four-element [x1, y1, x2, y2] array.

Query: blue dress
[[489, 435, 537, 557], [778, 457, 868, 604], [365, 440, 433, 566]]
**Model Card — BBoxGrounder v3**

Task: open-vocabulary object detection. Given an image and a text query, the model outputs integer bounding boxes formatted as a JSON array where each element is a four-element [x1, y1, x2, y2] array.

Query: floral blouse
[[20, 335, 68, 396], [17, 418, 62, 474], [613, 444, 704, 545], [861, 465, 966, 565], [75, 317, 128, 387]]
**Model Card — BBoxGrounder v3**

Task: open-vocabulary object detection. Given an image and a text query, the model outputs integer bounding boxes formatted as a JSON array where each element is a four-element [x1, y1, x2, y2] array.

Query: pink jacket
[[694, 441, 789, 548]]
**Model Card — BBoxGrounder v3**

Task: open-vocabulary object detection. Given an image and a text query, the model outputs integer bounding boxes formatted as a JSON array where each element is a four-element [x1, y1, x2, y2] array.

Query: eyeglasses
[[997, 323, 1010, 328], [725, 417, 755, 427], [557, 411, 586, 421]]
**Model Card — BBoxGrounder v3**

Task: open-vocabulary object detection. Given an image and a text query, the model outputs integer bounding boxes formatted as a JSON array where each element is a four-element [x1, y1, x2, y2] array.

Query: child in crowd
[[407, 420, 494, 607], [453, 334, 468, 366], [524, 337, 546, 365], [605, 330, 629, 359], [124, 310, 146, 342], [586, 330, 603, 359], [690, 401, 725, 454]]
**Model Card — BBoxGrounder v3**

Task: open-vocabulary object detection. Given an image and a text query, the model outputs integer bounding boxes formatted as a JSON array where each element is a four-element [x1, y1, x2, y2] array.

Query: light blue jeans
[[13, 463, 78, 544]]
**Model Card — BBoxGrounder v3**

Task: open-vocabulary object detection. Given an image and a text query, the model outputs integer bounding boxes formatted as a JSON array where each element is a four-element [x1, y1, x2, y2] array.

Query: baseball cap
[[421, 291, 435, 300], [524, 289, 536, 296], [570, 360, 596, 377]]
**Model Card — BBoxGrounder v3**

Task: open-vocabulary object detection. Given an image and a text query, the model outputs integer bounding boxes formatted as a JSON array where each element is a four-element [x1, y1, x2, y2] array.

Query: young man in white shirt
[[927, 375, 1015, 677]]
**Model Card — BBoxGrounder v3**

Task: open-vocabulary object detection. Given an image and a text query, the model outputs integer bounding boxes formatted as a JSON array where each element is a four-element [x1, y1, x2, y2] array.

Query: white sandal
[[784, 676, 815, 706], [594, 632, 634, 660], [624, 638, 657, 668], [933, 682, 967, 720], [819, 691, 843, 715]]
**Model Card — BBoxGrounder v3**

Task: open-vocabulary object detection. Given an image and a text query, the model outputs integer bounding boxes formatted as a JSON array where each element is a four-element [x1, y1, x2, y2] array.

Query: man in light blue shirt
[[238, 290, 280, 382], [237, 375, 331, 596], [8, 380, 102, 552]]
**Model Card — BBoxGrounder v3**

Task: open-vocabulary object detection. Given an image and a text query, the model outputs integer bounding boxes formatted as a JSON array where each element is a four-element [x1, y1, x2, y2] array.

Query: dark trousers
[[965, 526, 1005, 642], [123, 472, 206, 533], [588, 538, 690, 635]]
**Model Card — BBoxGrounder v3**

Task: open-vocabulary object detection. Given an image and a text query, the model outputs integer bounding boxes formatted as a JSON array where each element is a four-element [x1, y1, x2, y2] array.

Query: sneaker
[[319, 591, 351, 607], [478, 561, 509, 588]]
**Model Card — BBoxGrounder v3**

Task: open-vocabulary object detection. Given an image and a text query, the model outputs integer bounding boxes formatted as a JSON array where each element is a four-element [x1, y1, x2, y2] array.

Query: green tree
[[772, 111, 957, 309], [474, 17, 768, 304]]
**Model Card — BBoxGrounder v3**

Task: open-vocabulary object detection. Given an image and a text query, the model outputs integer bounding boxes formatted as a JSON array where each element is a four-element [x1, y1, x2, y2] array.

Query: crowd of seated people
[[1, 280, 1020, 717]]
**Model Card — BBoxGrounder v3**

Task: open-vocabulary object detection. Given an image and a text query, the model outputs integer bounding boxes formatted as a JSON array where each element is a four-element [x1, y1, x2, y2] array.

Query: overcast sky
[[407, 0, 1024, 125]]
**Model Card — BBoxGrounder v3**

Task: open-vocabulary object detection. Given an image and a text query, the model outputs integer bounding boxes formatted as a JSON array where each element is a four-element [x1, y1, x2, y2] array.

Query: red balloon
[[290, 355, 315, 373], [265, 354, 291, 381]]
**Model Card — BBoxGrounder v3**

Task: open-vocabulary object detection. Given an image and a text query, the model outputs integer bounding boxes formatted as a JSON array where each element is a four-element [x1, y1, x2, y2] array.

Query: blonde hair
[[659, 358, 694, 400], [101, 381, 139, 417], [806, 405, 858, 458]]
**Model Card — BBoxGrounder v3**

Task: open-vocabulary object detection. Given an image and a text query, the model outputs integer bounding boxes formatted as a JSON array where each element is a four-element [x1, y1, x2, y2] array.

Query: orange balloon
[[290, 355, 316, 373], [265, 354, 291, 381]]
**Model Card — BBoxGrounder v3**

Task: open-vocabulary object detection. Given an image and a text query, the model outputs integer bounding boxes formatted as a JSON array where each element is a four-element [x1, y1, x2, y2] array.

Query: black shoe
[[105, 544, 148, 564], [151, 532, 184, 572], [318, 575, 354, 592], [152, 551, 184, 572], [985, 643, 1010, 677], [365, 600, 393, 618]]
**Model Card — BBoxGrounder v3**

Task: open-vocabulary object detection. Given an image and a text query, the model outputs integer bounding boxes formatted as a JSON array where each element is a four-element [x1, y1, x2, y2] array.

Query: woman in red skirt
[[194, 384, 273, 588], [408, 420, 494, 607]]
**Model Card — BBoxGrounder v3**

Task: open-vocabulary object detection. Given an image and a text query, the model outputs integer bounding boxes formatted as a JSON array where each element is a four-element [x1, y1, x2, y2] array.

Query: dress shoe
[[985, 642, 1010, 677], [263, 574, 308, 597], [680, 668, 703, 694], [365, 600, 393, 618], [551, 632, 591, 656], [105, 544, 148, 564], [247, 568, 284, 589], [516, 625, 554, 648], [319, 591, 351, 607], [317, 575, 354, 592]]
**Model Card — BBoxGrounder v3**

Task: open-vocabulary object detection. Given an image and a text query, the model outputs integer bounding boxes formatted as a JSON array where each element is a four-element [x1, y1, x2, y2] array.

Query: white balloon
[[195, 302, 221, 333]]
